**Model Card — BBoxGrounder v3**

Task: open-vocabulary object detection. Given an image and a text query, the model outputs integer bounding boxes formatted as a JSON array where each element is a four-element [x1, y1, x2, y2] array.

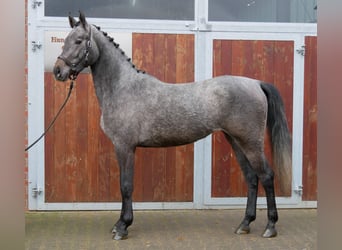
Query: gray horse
[[54, 12, 292, 240]]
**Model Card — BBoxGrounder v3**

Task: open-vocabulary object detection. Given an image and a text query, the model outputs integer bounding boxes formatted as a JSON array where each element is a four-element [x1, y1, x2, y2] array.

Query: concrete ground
[[25, 209, 316, 250]]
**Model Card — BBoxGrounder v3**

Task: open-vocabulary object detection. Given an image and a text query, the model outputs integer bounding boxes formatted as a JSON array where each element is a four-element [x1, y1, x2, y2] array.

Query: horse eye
[[75, 39, 82, 45]]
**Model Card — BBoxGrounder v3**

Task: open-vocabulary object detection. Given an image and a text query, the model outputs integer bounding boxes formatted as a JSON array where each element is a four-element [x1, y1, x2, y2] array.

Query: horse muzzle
[[53, 58, 70, 81]]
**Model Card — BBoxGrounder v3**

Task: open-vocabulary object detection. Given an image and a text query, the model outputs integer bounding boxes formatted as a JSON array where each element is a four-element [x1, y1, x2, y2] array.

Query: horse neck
[[90, 27, 139, 107]]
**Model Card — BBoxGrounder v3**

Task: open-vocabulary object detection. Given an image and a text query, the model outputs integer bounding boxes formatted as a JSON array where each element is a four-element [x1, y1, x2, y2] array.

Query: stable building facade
[[26, 0, 317, 210]]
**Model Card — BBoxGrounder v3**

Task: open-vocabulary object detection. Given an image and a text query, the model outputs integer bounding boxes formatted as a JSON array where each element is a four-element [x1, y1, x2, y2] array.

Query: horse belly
[[138, 118, 213, 147]]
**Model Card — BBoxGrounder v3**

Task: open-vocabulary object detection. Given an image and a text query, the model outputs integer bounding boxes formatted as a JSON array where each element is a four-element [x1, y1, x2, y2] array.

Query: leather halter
[[57, 27, 92, 80]]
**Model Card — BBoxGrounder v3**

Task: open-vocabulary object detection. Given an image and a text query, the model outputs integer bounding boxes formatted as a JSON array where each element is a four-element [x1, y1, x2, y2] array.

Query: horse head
[[53, 12, 99, 81]]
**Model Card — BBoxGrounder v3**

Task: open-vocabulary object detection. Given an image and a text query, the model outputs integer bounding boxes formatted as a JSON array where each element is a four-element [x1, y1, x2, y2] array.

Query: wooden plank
[[153, 34, 166, 80], [97, 129, 110, 201], [75, 74, 89, 201], [164, 35, 178, 201], [176, 34, 187, 82], [221, 40, 233, 76], [132, 33, 144, 71], [213, 40, 222, 77], [44, 72, 55, 202], [273, 41, 294, 132], [184, 34, 195, 82], [174, 34, 192, 200], [302, 36, 317, 201], [184, 145, 194, 201], [176, 34, 194, 201], [164, 34, 177, 83], [152, 149, 167, 201], [211, 132, 231, 197], [140, 148, 155, 201], [262, 40, 275, 82], [52, 77, 68, 201], [142, 33, 155, 73], [242, 40, 255, 78], [64, 77, 78, 202], [87, 75, 100, 201]]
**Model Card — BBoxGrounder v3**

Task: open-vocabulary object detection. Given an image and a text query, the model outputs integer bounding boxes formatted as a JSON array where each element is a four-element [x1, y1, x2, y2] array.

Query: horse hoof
[[262, 228, 277, 238], [112, 227, 128, 240], [235, 224, 250, 234], [112, 232, 128, 240]]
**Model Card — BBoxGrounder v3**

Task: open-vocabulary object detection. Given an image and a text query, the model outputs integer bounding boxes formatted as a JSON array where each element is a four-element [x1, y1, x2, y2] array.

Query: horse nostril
[[54, 65, 61, 77]]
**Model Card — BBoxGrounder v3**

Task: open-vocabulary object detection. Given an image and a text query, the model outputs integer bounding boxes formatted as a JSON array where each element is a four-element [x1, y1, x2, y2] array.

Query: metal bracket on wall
[[31, 41, 42, 52], [296, 45, 306, 56], [32, 0, 42, 9]]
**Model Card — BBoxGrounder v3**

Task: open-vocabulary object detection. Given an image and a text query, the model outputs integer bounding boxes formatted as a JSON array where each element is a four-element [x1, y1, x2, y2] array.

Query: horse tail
[[260, 82, 292, 195]]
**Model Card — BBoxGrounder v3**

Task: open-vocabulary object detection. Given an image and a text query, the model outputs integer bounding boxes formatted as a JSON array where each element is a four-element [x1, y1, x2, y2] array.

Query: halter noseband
[[58, 26, 92, 80]]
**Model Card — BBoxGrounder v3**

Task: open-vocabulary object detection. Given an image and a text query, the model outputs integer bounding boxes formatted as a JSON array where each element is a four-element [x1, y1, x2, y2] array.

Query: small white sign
[[44, 31, 132, 72]]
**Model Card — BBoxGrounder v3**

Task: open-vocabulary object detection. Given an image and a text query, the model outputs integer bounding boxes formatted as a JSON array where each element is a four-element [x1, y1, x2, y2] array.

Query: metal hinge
[[32, 0, 42, 9], [32, 186, 43, 198], [294, 185, 303, 196], [31, 41, 42, 52], [296, 45, 305, 56]]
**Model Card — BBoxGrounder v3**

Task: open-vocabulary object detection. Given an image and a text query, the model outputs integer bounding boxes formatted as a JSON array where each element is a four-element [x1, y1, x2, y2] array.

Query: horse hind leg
[[227, 134, 278, 238], [224, 133, 259, 235]]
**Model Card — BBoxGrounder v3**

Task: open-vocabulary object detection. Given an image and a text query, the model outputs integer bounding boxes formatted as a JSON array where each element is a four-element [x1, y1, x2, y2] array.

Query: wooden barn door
[[211, 39, 293, 198], [204, 35, 301, 206], [44, 33, 194, 205], [207, 36, 317, 204]]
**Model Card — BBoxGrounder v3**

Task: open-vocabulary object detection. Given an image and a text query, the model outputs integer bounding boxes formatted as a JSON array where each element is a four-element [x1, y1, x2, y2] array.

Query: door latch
[[32, 186, 43, 198], [294, 185, 303, 196]]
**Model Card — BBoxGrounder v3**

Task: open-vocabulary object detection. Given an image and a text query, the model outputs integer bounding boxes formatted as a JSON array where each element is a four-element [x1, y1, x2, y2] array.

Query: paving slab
[[25, 209, 316, 250]]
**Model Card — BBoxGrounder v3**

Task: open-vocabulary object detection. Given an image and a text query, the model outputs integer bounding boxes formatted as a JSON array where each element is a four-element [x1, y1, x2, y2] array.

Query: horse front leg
[[111, 145, 135, 240]]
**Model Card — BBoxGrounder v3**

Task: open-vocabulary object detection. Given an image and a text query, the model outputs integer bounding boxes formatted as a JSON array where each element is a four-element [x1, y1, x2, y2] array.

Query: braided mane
[[93, 25, 145, 74]]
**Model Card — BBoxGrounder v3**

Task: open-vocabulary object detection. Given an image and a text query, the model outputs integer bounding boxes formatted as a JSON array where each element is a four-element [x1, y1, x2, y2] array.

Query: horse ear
[[79, 11, 88, 29], [68, 14, 77, 28]]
